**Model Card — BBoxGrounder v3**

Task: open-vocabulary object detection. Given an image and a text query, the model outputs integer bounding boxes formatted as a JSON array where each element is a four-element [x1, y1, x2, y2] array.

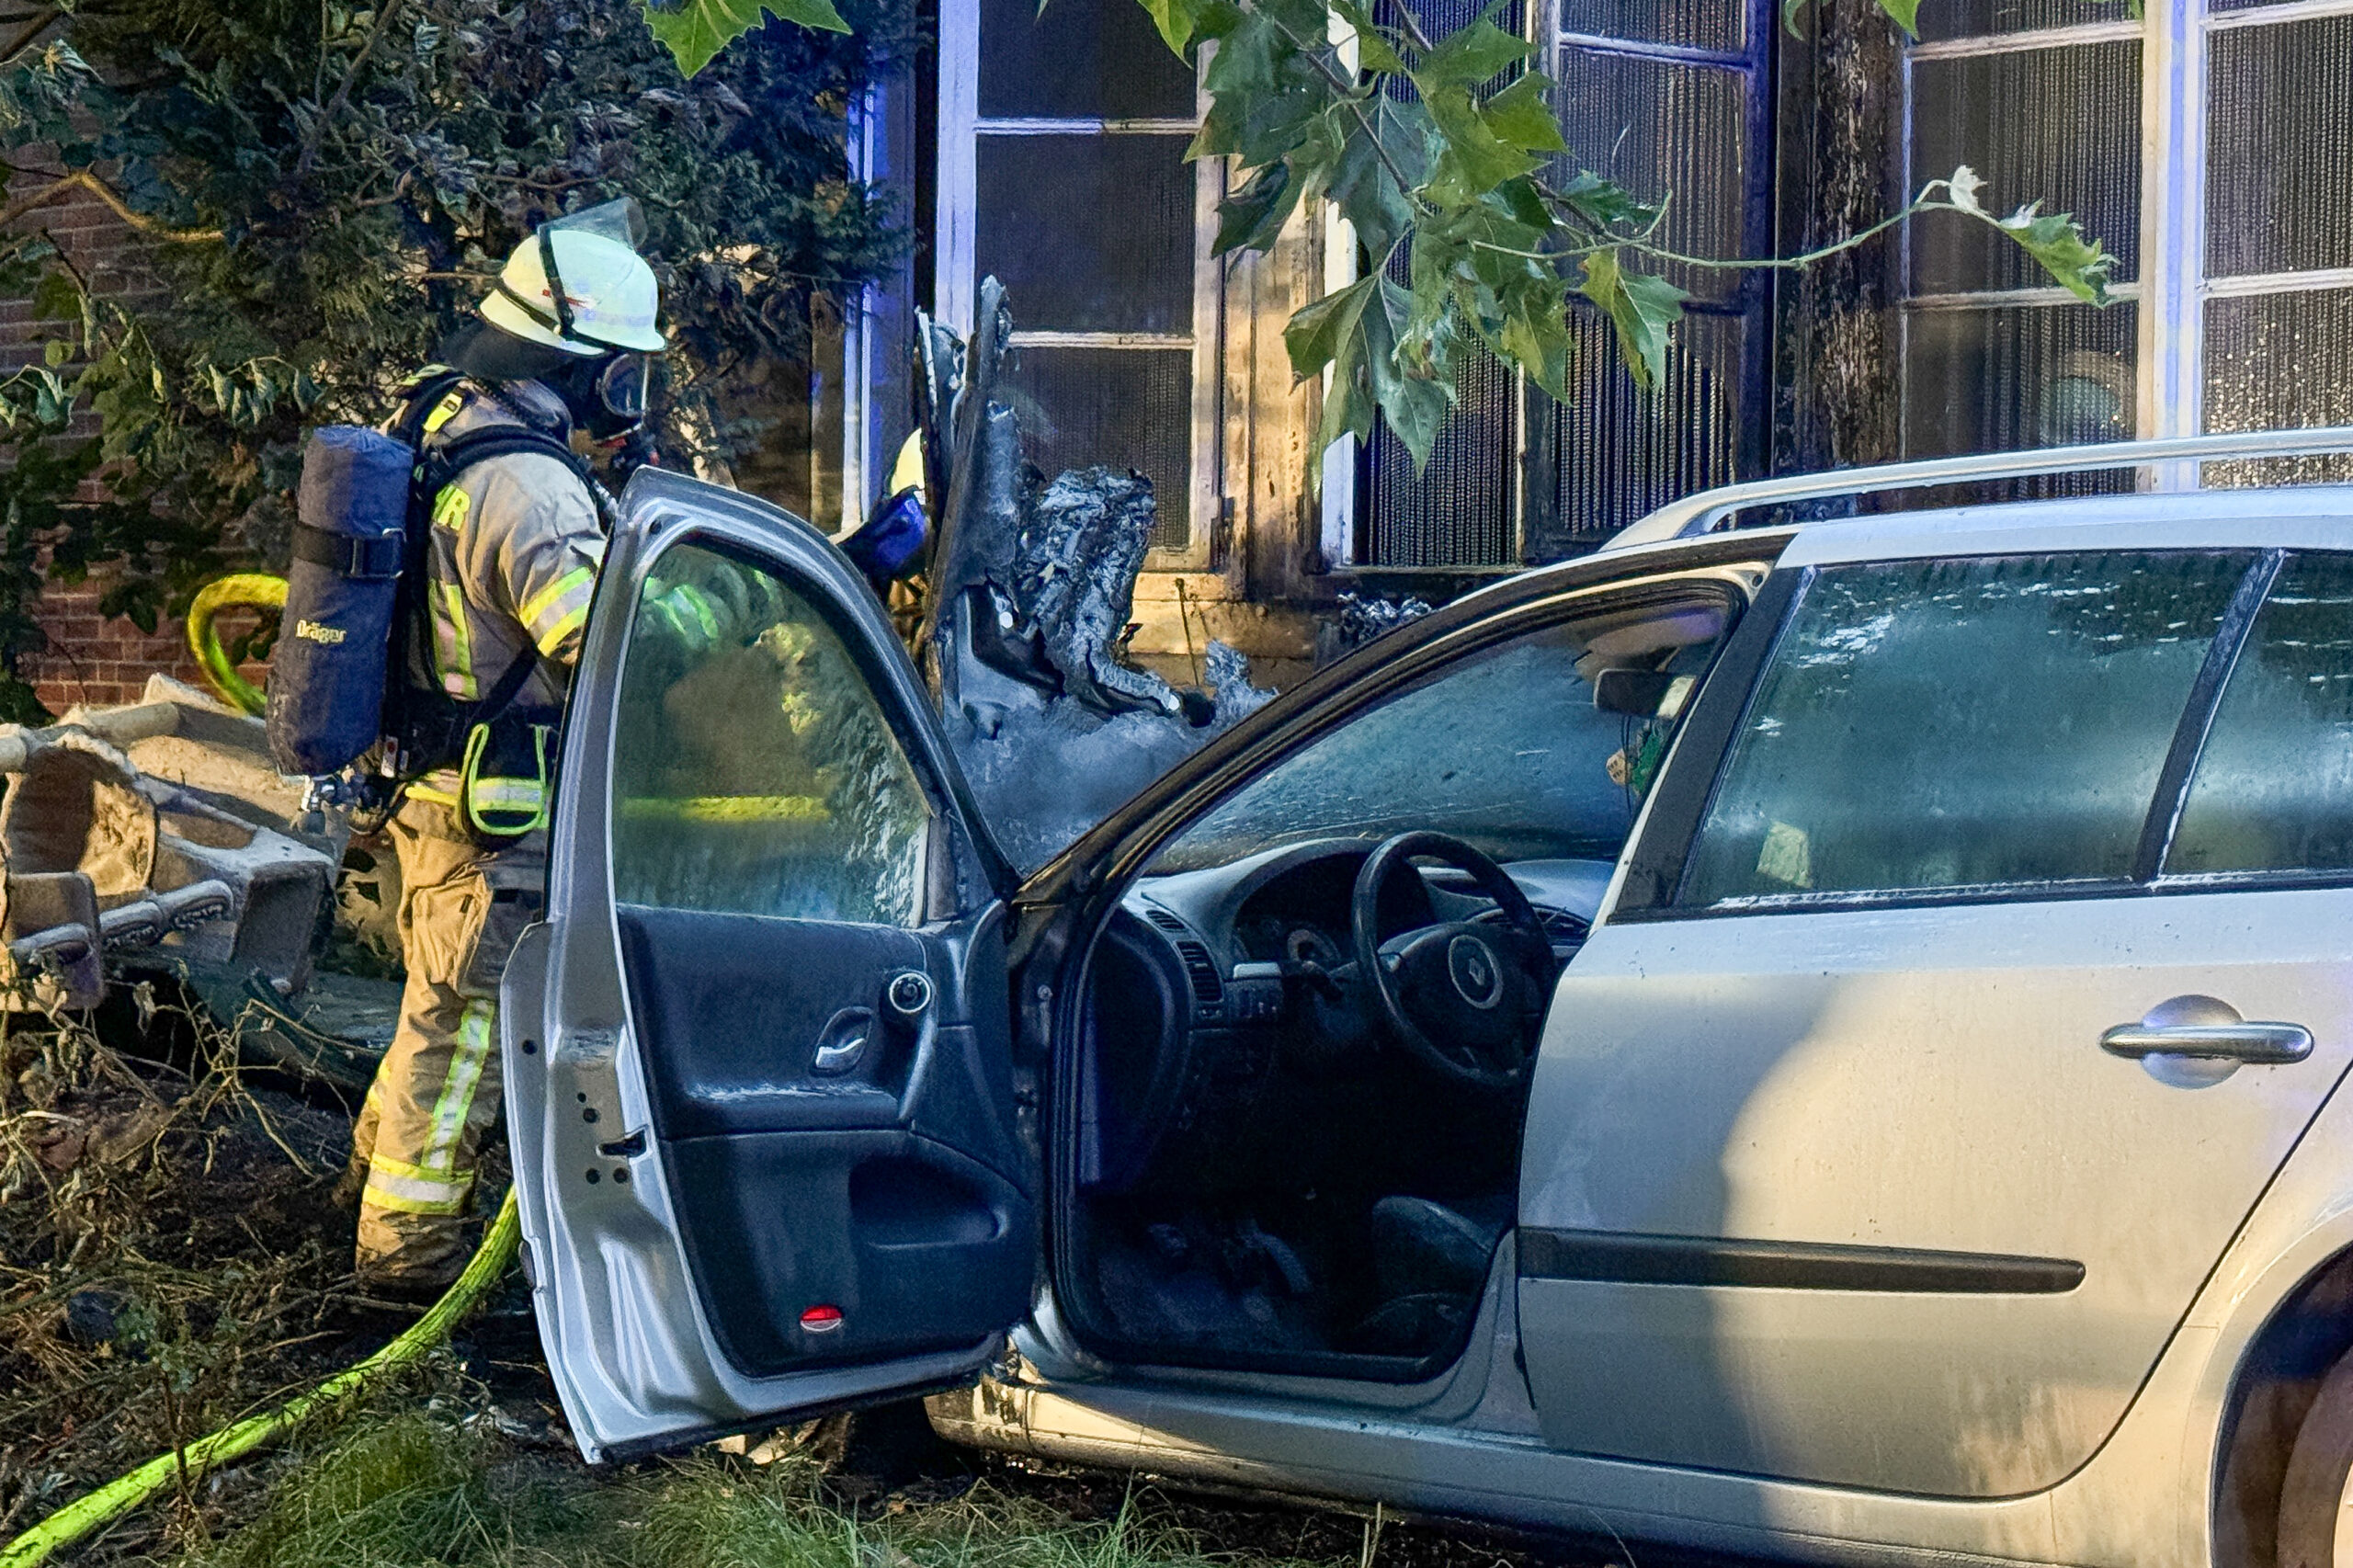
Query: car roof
[[1601, 426, 2353, 557], [1589, 483, 2353, 575]]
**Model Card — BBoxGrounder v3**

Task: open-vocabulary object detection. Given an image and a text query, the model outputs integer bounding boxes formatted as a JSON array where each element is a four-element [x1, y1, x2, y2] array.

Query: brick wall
[[1, 173, 241, 714], [20, 579, 260, 711]]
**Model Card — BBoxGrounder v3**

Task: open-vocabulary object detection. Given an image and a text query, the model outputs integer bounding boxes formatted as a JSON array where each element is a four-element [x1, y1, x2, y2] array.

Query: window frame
[[1613, 547, 2353, 923], [1315, 0, 1779, 572], [1896, 0, 2353, 479], [934, 0, 1223, 568]]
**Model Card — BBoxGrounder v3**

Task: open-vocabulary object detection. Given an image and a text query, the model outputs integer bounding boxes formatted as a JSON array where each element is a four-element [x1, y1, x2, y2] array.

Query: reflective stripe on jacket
[[414, 380, 604, 711]]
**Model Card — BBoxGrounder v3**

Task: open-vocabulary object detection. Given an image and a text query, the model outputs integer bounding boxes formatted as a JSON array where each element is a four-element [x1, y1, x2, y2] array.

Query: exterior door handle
[[2101, 994, 2313, 1065]]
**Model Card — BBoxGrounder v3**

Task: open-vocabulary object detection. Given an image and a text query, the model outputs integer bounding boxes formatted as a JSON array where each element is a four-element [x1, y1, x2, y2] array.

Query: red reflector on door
[[800, 1305, 845, 1333]]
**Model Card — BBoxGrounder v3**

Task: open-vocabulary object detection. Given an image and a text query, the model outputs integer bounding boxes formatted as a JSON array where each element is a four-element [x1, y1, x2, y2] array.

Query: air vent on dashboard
[[1173, 940, 1223, 1004], [1146, 908, 1188, 933]]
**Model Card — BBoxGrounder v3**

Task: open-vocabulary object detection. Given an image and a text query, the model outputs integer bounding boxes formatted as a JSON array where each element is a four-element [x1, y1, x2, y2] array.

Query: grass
[[137, 1409, 1386, 1568], [3, 991, 1602, 1568]]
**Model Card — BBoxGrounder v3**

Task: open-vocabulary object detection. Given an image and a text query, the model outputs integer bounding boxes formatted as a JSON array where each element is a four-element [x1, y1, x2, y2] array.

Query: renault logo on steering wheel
[[1447, 934, 1505, 1009]]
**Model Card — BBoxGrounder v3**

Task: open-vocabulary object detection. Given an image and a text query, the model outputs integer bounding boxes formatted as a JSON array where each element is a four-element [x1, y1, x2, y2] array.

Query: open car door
[[503, 469, 1034, 1461]]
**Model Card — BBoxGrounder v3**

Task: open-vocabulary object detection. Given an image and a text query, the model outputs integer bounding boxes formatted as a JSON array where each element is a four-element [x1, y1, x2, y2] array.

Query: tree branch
[[0, 169, 223, 243], [293, 0, 404, 178], [1254, 2, 1428, 223], [1624, 188, 1937, 270], [1385, 0, 1435, 53], [0, 6, 62, 66]]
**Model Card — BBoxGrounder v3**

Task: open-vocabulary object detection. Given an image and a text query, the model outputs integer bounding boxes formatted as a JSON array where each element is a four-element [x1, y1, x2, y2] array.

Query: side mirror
[[1593, 668, 1695, 720]]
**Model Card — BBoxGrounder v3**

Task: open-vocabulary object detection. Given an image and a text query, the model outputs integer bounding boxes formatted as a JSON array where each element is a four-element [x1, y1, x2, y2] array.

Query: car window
[[2168, 551, 2353, 877], [608, 539, 933, 925], [1679, 551, 2253, 907], [1147, 601, 1730, 874]]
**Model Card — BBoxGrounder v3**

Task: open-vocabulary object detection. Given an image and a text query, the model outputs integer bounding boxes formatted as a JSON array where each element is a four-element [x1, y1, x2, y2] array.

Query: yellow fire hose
[[185, 574, 288, 717], [0, 1190, 521, 1568]]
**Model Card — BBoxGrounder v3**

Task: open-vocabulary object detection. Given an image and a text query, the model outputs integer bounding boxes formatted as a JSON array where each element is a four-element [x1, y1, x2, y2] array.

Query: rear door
[[504, 469, 1033, 1461], [1518, 517, 2353, 1498]]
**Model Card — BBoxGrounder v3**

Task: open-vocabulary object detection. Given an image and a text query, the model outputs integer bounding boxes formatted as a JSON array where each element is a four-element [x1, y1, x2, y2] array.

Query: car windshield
[[1147, 602, 1730, 875]]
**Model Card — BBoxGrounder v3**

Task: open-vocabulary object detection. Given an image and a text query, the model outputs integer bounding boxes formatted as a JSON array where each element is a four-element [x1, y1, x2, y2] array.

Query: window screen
[[2168, 553, 2353, 877], [1359, 0, 1769, 565], [1898, 31, 2139, 489], [611, 540, 932, 926], [1679, 552, 2249, 906]]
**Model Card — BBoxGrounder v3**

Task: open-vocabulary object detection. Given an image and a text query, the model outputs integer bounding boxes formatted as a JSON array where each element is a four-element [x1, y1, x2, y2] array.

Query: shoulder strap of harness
[[383, 378, 588, 781]]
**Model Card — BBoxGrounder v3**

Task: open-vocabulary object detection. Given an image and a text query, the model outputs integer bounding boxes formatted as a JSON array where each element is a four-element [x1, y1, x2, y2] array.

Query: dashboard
[[1075, 836, 1609, 1194]]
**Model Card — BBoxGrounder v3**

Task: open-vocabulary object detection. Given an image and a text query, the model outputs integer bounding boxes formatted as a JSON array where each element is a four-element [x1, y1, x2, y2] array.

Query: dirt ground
[[0, 998, 1649, 1568]]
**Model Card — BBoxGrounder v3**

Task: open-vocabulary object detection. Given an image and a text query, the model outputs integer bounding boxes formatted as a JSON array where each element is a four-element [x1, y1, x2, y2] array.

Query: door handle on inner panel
[[2101, 994, 2313, 1065], [812, 1006, 875, 1075]]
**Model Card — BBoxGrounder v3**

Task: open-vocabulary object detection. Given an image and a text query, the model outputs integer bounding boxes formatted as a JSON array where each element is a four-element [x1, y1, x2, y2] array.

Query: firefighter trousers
[[347, 797, 544, 1287]]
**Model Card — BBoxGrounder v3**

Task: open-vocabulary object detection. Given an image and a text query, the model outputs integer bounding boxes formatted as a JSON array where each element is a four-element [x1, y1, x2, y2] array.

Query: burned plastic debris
[[1319, 592, 1435, 665], [0, 676, 339, 1044], [915, 279, 1273, 870]]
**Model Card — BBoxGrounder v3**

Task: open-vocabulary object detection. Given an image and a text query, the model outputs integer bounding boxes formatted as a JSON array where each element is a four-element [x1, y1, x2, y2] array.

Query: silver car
[[505, 428, 2353, 1568]]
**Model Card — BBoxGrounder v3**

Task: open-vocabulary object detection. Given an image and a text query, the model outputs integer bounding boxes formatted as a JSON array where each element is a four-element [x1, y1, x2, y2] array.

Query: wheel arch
[[2213, 1242, 2353, 1568]]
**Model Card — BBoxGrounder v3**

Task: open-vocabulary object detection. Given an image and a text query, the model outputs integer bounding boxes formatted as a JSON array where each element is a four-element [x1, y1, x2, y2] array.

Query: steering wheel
[[1349, 832, 1556, 1090]]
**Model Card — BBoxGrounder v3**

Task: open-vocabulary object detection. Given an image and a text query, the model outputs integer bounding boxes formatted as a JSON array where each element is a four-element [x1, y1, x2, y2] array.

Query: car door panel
[[1518, 540, 2353, 1500], [506, 470, 1031, 1460], [616, 903, 1029, 1378], [1520, 892, 2353, 1497], [615, 907, 926, 1135]]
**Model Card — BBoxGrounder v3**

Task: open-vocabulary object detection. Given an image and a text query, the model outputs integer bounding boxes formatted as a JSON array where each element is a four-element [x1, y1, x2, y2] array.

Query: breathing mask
[[552, 349, 664, 443]]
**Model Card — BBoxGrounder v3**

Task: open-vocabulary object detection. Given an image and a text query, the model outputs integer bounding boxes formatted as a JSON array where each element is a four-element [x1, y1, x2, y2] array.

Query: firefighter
[[340, 202, 667, 1296]]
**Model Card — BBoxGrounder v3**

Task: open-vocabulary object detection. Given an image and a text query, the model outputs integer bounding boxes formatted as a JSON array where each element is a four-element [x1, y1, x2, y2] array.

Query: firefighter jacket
[[405, 379, 604, 815]]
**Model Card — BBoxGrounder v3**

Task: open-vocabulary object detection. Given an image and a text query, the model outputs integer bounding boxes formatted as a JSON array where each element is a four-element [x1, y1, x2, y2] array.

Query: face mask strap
[[539, 229, 577, 341]]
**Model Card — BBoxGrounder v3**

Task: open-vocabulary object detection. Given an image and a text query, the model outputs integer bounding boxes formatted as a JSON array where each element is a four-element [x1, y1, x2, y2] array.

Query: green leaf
[[1412, 16, 1529, 87], [1363, 278, 1454, 469], [1202, 6, 1287, 91], [1138, 0, 1201, 56], [1328, 0, 1408, 74], [1875, 0, 1922, 34], [1481, 74, 1567, 155], [1214, 160, 1302, 255], [640, 0, 847, 79], [1556, 168, 1661, 232], [1285, 274, 1378, 386], [1498, 296, 1572, 401], [1576, 249, 1688, 390], [1420, 82, 1536, 203], [1995, 202, 2117, 305], [1323, 99, 1422, 260], [30, 268, 79, 323], [42, 338, 70, 368]]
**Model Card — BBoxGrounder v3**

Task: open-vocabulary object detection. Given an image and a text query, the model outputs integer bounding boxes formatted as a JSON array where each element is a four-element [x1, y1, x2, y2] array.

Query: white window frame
[[936, 0, 1225, 568], [1899, 0, 2353, 486], [836, 86, 886, 535]]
